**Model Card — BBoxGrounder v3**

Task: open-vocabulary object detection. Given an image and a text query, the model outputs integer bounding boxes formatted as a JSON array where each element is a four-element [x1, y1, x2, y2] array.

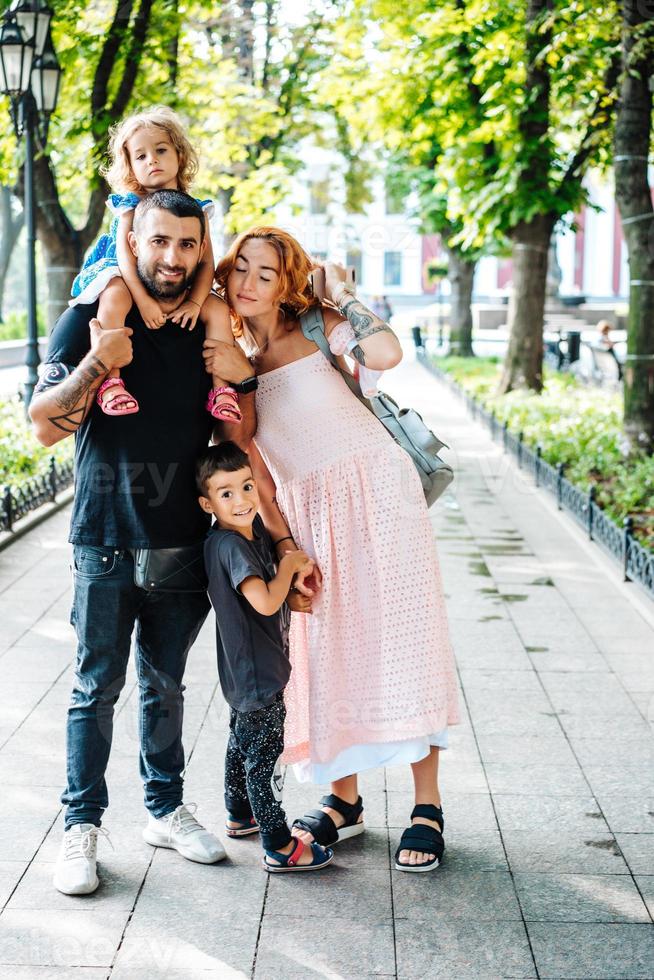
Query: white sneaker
[[53, 823, 110, 895], [142, 803, 226, 864]]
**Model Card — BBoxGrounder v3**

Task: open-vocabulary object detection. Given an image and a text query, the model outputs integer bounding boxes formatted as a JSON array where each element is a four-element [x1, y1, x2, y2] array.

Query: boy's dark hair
[[133, 189, 206, 241], [196, 441, 251, 496]]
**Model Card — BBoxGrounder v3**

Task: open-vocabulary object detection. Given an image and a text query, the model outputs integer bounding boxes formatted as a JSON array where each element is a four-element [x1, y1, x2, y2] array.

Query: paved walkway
[[0, 349, 653, 979]]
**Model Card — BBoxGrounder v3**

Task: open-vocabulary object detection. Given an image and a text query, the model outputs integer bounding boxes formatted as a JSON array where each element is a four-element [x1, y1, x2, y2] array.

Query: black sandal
[[292, 794, 365, 847], [394, 804, 444, 873]]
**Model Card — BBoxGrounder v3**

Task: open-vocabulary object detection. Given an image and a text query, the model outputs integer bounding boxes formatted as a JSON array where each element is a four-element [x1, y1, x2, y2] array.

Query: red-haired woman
[[209, 227, 459, 872]]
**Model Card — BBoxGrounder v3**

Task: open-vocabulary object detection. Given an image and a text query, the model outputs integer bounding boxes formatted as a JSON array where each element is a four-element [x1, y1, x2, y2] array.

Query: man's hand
[[90, 319, 133, 371], [203, 339, 252, 383], [287, 589, 313, 614], [137, 296, 166, 330], [170, 299, 201, 330]]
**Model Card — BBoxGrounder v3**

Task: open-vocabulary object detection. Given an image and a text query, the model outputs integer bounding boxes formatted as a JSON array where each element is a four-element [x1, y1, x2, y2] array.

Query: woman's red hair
[[214, 226, 319, 339]]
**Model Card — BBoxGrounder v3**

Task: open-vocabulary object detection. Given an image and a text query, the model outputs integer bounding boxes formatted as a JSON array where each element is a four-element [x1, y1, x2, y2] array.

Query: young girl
[[70, 106, 240, 421]]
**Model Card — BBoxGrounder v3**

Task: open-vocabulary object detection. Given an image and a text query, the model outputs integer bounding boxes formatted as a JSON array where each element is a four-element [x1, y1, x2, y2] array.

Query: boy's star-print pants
[[223, 692, 292, 851]]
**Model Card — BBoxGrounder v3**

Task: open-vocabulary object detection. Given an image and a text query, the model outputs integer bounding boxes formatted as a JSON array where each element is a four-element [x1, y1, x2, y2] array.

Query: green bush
[[0, 307, 47, 342], [0, 396, 73, 488], [433, 356, 654, 547]]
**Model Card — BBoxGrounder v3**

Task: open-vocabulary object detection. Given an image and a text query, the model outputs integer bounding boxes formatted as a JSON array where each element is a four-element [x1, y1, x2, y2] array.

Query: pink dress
[[254, 346, 460, 781]]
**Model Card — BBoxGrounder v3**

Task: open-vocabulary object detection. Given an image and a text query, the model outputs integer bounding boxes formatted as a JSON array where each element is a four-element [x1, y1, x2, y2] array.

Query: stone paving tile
[[386, 791, 497, 833], [114, 917, 259, 976], [394, 919, 535, 978], [493, 794, 609, 833], [0, 909, 128, 967], [483, 762, 591, 797], [441, 830, 508, 873], [3, 971, 110, 980], [267, 867, 391, 921], [502, 830, 628, 875], [6, 854, 151, 913], [514, 871, 651, 922], [584, 764, 654, 801], [475, 734, 579, 768], [568, 737, 654, 768], [597, 797, 654, 835], [635, 875, 654, 919], [614, 834, 654, 876], [527, 921, 654, 979], [0, 862, 25, 908], [393, 868, 521, 921], [255, 914, 395, 977]]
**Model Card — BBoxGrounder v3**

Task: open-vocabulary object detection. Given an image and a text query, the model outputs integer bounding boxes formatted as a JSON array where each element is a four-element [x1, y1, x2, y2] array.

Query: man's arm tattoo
[[339, 296, 393, 366], [34, 356, 108, 433]]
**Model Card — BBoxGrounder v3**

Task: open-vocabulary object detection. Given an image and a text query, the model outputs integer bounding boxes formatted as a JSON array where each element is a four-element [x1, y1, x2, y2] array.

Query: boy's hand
[[170, 299, 201, 330], [137, 297, 166, 330], [279, 550, 313, 577], [287, 588, 313, 614]]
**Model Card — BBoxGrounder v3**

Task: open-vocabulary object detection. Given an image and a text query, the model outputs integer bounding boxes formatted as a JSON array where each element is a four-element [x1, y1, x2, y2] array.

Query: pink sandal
[[96, 377, 139, 416], [206, 386, 242, 423]]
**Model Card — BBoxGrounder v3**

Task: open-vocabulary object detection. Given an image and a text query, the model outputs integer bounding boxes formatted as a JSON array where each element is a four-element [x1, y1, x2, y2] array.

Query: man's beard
[[137, 257, 198, 300]]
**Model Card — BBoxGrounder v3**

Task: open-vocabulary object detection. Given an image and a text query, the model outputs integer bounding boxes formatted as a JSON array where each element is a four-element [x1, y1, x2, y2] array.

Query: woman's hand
[[293, 563, 322, 596], [323, 261, 350, 306]]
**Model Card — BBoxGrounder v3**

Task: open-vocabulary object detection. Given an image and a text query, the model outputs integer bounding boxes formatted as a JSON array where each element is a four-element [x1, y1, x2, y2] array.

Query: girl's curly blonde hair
[[214, 226, 319, 342], [102, 106, 198, 195]]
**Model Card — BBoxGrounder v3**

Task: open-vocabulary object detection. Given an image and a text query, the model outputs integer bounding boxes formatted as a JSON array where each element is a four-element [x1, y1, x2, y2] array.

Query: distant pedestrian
[[380, 295, 393, 321]]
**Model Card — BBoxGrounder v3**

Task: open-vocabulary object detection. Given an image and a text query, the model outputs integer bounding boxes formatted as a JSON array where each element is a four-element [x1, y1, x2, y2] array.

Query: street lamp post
[[0, 1, 61, 409]]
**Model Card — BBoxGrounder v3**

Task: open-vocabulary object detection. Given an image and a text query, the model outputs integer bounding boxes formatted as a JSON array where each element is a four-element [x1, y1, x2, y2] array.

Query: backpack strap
[[299, 305, 335, 363], [299, 305, 366, 402]]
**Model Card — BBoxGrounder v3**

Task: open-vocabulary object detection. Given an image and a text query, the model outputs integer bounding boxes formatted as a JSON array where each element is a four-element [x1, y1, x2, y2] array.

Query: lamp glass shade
[[0, 18, 34, 96], [11, 0, 51, 56], [31, 35, 60, 112]]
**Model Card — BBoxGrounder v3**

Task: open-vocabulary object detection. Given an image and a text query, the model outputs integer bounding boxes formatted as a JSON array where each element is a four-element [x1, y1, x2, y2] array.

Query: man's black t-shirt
[[204, 516, 291, 712], [44, 301, 214, 548]]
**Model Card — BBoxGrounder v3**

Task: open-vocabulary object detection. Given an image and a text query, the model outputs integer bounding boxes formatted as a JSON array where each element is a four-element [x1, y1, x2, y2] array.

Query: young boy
[[196, 442, 333, 873]]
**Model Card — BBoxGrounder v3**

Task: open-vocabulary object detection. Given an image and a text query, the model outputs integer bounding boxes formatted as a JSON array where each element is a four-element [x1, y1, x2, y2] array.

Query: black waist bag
[[133, 543, 208, 592]]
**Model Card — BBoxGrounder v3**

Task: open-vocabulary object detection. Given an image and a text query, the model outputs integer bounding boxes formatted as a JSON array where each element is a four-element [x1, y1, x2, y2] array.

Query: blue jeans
[[63, 545, 209, 829]]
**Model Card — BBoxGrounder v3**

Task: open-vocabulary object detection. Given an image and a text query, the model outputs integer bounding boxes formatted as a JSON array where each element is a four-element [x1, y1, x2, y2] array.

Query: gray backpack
[[300, 306, 454, 507]]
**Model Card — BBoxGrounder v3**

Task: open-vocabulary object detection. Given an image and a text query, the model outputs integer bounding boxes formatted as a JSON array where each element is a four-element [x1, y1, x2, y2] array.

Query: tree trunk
[[444, 246, 475, 356], [499, 214, 555, 393], [30, 155, 106, 330], [499, 0, 553, 394], [0, 186, 24, 322], [614, 0, 654, 453]]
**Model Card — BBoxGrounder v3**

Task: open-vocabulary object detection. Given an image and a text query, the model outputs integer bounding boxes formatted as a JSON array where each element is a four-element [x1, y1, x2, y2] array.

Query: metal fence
[[419, 353, 654, 600], [1, 456, 74, 534]]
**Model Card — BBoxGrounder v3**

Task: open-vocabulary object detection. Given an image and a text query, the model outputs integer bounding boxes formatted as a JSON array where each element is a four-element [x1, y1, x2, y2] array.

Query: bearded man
[[30, 189, 256, 895]]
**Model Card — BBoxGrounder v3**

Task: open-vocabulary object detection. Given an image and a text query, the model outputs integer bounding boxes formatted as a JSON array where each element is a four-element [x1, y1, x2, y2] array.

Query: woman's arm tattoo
[[339, 295, 392, 366]]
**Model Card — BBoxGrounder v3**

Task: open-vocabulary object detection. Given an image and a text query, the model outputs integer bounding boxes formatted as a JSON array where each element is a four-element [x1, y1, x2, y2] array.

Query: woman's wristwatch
[[229, 375, 259, 394], [332, 281, 356, 311]]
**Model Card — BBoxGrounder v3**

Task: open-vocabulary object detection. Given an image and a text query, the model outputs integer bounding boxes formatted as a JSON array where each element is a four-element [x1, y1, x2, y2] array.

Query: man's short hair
[[196, 441, 251, 496], [133, 189, 206, 241]]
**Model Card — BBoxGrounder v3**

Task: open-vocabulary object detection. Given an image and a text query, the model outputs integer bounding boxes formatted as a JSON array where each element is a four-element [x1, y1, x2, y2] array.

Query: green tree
[[614, 0, 654, 452], [442, 0, 619, 392]]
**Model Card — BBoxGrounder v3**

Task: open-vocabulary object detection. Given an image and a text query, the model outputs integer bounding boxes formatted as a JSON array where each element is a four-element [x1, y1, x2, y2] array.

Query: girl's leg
[[96, 278, 138, 414], [398, 747, 442, 866], [201, 294, 241, 422], [292, 774, 360, 845]]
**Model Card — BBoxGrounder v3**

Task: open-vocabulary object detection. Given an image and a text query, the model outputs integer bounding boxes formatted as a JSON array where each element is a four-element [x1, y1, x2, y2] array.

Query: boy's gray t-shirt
[[204, 515, 291, 712]]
